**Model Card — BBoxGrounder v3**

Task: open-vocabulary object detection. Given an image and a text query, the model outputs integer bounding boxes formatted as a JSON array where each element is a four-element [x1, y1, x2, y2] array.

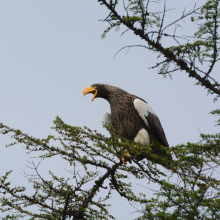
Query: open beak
[[83, 86, 97, 102]]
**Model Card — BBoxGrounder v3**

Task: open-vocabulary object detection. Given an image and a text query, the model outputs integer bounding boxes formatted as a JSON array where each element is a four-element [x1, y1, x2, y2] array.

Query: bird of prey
[[83, 83, 171, 165]]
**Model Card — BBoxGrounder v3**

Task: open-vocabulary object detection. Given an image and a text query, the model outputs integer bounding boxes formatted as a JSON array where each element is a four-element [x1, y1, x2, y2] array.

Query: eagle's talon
[[122, 152, 132, 164], [125, 152, 130, 157]]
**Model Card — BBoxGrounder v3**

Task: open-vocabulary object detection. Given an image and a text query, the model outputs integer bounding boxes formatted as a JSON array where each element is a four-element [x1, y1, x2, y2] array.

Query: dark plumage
[[83, 83, 169, 150]]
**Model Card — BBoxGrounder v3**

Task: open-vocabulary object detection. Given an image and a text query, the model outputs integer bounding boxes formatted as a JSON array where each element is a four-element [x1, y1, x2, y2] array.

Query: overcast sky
[[0, 0, 219, 219]]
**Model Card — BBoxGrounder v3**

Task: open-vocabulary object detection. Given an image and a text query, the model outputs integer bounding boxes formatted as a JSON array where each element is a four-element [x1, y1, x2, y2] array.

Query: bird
[[83, 83, 171, 166]]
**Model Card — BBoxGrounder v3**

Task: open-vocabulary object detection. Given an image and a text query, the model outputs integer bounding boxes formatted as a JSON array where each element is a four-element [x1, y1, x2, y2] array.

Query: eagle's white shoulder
[[133, 98, 156, 127], [134, 99, 156, 116]]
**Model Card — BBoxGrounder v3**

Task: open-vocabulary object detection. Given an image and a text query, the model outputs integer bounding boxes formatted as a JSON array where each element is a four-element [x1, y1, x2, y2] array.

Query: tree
[[0, 0, 220, 219]]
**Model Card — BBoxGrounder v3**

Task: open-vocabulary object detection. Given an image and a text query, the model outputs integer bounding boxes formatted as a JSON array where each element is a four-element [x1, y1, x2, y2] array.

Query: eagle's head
[[83, 83, 122, 101]]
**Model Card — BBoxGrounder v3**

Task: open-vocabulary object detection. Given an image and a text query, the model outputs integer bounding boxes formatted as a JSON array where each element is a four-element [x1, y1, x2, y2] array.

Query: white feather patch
[[103, 112, 112, 125], [134, 128, 150, 145], [133, 99, 156, 127]]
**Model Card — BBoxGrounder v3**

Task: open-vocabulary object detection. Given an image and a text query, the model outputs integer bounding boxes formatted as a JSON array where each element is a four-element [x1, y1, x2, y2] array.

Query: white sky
[[0, 0, 219, 219]]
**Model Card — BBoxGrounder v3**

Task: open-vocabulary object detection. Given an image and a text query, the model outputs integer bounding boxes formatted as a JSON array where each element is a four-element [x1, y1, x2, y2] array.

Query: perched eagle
[[83, 83, 171, 165]]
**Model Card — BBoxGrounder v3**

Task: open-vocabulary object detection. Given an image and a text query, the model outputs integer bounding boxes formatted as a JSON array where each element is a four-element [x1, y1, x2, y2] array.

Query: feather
[[103, 112, 112, 125], [134, 98, 169, 147]]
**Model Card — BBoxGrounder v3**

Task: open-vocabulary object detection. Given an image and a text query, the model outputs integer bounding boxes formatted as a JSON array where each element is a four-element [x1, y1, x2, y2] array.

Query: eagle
[[83, 83, 171, 166]]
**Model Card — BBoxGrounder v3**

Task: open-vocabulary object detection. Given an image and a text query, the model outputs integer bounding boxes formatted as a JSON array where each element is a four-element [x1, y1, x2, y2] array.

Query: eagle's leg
[[122, 157, 126, 165], [122, 151, 131, 164]]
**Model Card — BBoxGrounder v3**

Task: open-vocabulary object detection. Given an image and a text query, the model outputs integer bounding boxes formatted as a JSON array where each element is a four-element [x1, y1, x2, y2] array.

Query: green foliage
[[0, 118, 171, 219], [1, 115, 220, 219]]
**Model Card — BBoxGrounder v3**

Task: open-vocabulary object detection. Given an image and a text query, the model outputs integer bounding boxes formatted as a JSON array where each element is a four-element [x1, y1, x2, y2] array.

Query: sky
[[0, 0, 219, 219]]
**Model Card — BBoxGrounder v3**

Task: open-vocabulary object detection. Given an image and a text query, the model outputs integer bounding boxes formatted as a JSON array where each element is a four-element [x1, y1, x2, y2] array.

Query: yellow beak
[[83, 86, 98, 102]]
